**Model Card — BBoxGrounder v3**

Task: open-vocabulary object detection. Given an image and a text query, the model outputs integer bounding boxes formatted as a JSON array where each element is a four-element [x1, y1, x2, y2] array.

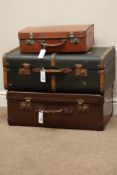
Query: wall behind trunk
[[0, 0, 117, 110]]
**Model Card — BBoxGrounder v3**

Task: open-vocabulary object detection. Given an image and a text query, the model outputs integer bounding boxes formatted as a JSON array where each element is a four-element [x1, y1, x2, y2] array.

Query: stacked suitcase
[[3, 24, 115, 130]]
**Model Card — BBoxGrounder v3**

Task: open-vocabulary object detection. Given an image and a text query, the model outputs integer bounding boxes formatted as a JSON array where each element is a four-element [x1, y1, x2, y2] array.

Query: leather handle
[[37, 108, 63, 114], [39, 40, 66, 47], [32, 68, 72, 74], [43, 109, 63, 114]]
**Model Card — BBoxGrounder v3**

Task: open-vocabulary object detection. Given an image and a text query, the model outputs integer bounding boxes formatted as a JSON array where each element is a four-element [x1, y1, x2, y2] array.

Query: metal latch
[[19, 97, 32, 110], [75, 64, 87, 77], [63, 106, 73, 114], [77, 99, 89, 112], [25, 33, 35, 45], [69, 32, 80, 44], [19, 63, 31, 75]]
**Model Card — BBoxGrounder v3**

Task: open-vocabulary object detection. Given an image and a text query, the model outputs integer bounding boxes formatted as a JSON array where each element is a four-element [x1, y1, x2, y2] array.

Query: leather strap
[[51, 53, 56, 67], [43, 108, 63, 114], [3, 68, 8, 89], [51, 76, 56, 92], [51, 53, 56, 92]]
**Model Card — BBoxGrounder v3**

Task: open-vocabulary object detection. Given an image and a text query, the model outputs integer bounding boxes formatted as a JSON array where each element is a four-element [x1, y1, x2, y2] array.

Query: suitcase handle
[[32, 68, 72, 74], [39, 39, 66, 47], [44, 109, 63, 114], [37, 108, 63, 114]]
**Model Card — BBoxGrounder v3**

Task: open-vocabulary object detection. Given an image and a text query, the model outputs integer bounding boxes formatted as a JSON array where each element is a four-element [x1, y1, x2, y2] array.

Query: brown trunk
[[7, 86, 113, 130]]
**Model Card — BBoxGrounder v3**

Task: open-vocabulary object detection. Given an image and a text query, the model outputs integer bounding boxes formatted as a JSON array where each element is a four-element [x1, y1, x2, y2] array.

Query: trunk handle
[[39, 39, 66, 47], [32, 68, 72, 74], [38, 108, 63, 114]]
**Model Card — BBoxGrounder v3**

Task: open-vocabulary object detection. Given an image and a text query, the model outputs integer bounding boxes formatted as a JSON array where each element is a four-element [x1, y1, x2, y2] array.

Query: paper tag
[[40, 69, 46, 83], [38, 111, 43, 124], [38, 49, 46, 59]]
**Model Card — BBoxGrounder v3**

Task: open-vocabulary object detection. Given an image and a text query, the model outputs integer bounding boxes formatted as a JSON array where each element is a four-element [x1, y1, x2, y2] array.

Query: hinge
[[77, 100, 89, 113], [19, 63, 31, 75], [75, 64, 88, 77]]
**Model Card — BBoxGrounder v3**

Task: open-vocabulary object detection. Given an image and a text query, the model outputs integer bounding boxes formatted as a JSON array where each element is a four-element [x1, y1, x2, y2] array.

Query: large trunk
[[7, 86, 113, 130], [3, 47, 115, 94]]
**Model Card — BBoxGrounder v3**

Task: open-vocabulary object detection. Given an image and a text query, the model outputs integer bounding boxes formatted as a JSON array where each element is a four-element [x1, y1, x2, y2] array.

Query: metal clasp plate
[[19, 97, 32, 110], [25, 33, 35, 45], [77, 99, 89, 113], [75, 64, 87, 77], [69, 32, 80, 44], [19, 63, 31, 75], [25, 39, 35, 45]]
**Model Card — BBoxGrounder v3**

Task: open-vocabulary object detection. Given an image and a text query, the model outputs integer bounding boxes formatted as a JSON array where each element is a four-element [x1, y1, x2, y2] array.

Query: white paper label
[[38, 49, 46, 59], [40, 69, 46, 83], [38, 111, 43, 124]]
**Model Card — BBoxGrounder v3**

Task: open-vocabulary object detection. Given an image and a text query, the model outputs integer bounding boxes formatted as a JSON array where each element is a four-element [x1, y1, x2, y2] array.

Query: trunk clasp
[[25, 33, 35, 45], [75, 64, 87, 77], [19, 63, 31, 75], [19, 97, 32, 110], [69, 32, 80, 44], [77, 99, 89, 112]]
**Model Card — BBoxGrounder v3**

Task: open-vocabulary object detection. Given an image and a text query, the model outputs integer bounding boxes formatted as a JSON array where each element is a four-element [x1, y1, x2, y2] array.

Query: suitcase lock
[[69, 32, 80, 44], [77, 100, 89, 112], [19, 63, 31, 75], [25, 33, 35, 45], [75, 64, 87, 77], [19, 97, 32, 110]]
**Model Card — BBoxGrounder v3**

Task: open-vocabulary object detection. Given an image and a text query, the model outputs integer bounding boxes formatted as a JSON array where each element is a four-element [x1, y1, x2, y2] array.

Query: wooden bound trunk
[[3, 47, 115, 94]]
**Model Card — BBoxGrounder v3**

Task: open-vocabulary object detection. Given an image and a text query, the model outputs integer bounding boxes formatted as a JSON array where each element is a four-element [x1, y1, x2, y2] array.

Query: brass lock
[[19, 97, 32, 110], [25, 33, 35, 45], [75, 64, 87, 77], [19, 63, 31, 75], [77, 100, 89, 113], [25, 39, 35, 45], [69, 32, 80, 44]]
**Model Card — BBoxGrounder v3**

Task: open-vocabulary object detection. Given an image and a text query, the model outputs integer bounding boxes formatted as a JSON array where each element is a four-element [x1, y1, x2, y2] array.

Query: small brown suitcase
[[18, 24, 94, 53], [7, 86, 113, 130]]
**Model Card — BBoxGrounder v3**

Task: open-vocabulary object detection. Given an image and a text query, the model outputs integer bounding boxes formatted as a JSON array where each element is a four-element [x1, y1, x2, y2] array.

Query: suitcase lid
[[18, 25, 94, 39], [3, 47, 115, 70], [7, 91, 103, 104]]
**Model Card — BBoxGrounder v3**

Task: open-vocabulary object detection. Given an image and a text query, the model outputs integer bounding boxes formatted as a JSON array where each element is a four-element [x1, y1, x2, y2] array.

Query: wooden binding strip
[[51, 53, 56, 67], [99, 46, 114, 69], [3, 67, 8, 90], [51, 53, 56, 91], [3, 47, 19, 67], [51, 76, 56, 92], [99, 70, 105, 93], [3, 47, 19, 89]]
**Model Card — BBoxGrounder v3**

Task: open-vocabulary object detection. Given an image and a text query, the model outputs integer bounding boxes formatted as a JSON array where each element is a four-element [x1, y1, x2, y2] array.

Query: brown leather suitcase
[[3, 47, 115, 94], [18, 25, 94, 53], [7, 86, 113, 130]]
